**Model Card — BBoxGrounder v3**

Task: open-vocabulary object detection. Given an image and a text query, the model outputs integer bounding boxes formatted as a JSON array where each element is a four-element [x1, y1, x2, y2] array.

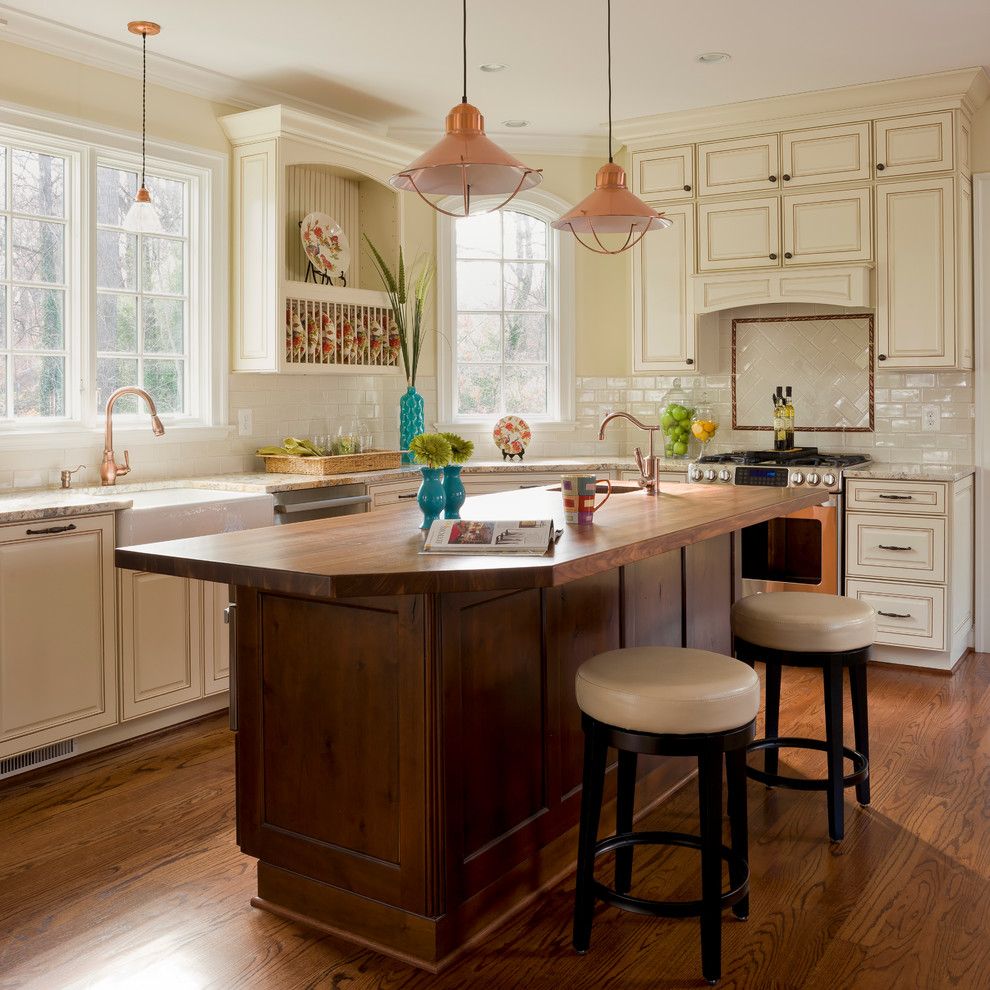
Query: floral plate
[[300, 212, 351, 277], [493, 415, 532, 460]]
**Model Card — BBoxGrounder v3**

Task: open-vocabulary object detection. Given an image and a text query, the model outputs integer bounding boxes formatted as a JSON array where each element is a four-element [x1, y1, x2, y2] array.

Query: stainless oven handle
[[274, 494, 372, 514]]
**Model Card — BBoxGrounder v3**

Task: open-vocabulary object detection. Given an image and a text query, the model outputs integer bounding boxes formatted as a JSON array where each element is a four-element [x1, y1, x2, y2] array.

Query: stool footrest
[[747, 736, 869, 791], [592, 830, 749, 919]]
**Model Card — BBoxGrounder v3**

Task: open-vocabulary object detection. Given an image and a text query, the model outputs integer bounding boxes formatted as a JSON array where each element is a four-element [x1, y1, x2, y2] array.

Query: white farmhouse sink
[[116, 488, 275, 547]]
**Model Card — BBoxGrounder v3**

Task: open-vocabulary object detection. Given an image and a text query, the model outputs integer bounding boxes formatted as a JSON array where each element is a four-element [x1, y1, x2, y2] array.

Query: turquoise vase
[[443, 465, 466, 520], [399, 385, 425, 465], [418, 467, 446, 530]]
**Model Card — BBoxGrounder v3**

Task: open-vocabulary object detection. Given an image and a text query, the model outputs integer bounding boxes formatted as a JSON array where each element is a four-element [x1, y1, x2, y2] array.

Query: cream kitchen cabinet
[[875, 175, 971, 368], [696, 134, 780, 197], [0, 515, 117, 760], [780, 187, 872, 266], [779, 122, 873, 187], [202, 581, 231, 695], [630, 145, 695, 200], [697, 196, 780, 271], [874, 111, 954, 178], [632, 203, 697, 371]]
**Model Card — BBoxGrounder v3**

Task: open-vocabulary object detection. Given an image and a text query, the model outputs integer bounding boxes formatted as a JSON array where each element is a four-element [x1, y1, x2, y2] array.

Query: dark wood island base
[[116, 484, 826, 970]]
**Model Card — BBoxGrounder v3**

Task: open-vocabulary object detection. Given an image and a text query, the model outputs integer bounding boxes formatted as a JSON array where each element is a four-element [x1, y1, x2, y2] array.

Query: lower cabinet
[[202, 580, 231, 695], [0, 514, 117, 760]]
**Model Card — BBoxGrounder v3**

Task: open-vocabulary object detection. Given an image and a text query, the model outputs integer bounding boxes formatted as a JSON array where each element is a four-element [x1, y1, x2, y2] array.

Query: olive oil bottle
[[773, 387, 787, 451], [784, 386, 795, 449]]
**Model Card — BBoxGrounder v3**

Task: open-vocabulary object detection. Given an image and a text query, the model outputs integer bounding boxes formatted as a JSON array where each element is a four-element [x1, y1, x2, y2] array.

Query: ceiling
[[3, 0, 989, 147]]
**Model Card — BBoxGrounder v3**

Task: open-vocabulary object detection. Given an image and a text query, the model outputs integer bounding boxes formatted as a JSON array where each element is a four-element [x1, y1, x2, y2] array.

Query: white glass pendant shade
[[122, 185, 162, 233]]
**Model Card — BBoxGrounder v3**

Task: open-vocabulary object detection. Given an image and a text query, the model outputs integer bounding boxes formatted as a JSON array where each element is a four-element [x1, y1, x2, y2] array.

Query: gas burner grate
[[696, 449, 870, 469]]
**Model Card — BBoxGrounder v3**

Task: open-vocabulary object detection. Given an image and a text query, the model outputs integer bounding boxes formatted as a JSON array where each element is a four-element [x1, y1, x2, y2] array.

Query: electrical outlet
[[237, 408, 253, 437], [921, 405, 940, 433]]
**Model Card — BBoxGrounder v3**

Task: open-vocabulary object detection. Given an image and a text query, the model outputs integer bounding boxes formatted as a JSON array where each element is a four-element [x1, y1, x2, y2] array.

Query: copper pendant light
[[122, 20, 163, 234], [552, 0, 671, 255], [389, 0, 542, 218]]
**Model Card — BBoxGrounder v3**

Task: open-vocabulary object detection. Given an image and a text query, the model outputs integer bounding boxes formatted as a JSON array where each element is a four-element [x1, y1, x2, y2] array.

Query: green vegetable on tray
[[256, 437, 325, 457]]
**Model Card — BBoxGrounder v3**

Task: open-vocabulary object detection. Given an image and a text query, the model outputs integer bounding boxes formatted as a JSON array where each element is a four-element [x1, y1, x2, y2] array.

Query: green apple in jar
[[659, 384, 695, 459]]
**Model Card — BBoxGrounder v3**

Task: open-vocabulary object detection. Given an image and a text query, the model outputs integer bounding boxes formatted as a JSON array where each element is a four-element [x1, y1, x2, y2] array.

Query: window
[[439, 193, 574, 424], [0, 144, 71, 419], [0, 105, 225, 439]]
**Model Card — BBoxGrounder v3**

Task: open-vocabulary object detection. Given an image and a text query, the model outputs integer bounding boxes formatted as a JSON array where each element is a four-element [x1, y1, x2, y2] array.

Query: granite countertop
[[843, 464, 976, 483], [0, 490, 136, 524]]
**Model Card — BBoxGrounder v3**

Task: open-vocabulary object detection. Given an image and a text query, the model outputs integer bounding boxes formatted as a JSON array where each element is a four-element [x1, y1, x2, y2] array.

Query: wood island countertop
[[115, 482, 826, 599]]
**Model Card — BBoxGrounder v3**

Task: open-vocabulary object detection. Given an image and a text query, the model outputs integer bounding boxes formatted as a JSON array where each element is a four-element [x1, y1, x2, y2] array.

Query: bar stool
[[731, 592, 876, 842], [573, 646, 760, 985]]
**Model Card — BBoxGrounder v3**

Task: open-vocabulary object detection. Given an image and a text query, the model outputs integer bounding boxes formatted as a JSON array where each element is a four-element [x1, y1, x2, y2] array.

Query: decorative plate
[[492, 415, 532, 459], [300, 212, 351, 277]]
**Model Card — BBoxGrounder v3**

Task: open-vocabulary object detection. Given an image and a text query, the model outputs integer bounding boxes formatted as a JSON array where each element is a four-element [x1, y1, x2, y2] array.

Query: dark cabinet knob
[[685, 357, 695, 365], [768, 175, 777, 182], [683, 184, 692, 192], [782, 174, 791, 181], [784, 251, 793, 259], [876, 163, 886, 171], [769, 253, 778, 260], [878, 354, 887, 361]]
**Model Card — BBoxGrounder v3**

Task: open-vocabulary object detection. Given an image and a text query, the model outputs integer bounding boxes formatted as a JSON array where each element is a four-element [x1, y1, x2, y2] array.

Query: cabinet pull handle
[[769, 253, 778, 260], [877, 610, 912, 619], [224, 603, 237, 732], [26, 523, 77, 536], [519, 484, 540, 489], [878, 354, 887, 361], [876, 163, 886, 171], [782, 174, 791, 181], [397, 493, 418, 500], [878, 493, 913, 500], [768, 175, 777, 182], [683, 184, 692, 192], [878, 544, 913, 552], [784, 252, 793, 259]]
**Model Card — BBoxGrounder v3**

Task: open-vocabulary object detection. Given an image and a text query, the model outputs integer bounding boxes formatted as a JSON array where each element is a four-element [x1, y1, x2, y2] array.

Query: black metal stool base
[[589, 830, 750, 921], [747, 736, 869, 794]]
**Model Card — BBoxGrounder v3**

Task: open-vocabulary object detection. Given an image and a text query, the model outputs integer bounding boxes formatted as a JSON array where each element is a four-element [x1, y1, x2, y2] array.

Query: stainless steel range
[[687, 447, 870, 596]]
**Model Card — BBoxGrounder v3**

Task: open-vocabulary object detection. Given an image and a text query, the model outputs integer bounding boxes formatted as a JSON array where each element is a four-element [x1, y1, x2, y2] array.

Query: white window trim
[[436, 188, 575, 426], [0, 100, 228, 449]]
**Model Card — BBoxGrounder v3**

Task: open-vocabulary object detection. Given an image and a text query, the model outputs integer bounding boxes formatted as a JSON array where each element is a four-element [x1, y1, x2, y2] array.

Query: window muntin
[[453, 209, 552, 418], [0, 144, 70, 420], [95, 164, 189, 415]]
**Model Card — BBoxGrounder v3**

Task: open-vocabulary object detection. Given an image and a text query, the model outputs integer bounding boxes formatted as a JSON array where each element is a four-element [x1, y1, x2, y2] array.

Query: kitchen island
[[116, 482, 826, 971]]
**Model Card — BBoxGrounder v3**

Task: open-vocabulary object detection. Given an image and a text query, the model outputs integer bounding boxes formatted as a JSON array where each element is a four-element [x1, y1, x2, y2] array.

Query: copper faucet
[[598, 411, 662, 496], [100, 386, 165, 486]]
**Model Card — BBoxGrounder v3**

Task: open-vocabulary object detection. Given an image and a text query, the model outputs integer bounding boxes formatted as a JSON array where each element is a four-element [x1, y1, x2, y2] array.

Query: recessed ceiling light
[[502, 120, 530, 128], [480, 62, 508, 73], [696, 52, 731, 64]]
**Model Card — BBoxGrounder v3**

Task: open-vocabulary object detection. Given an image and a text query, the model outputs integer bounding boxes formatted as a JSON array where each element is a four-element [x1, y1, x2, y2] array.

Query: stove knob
[[807, 472, 821, 486], [791, 472, 805, 485], [718, 469, 732, 482], [823, 472, 837, 487], [689, 467, 703, 482], [704, 469, 717, 481]]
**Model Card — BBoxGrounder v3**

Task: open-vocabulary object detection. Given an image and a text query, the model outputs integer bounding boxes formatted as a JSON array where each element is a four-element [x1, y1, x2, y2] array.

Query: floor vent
[[0, 739, 75, 778]]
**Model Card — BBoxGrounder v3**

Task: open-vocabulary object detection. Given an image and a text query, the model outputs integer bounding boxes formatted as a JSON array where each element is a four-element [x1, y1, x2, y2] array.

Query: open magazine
[[422, 519, 561, 555]]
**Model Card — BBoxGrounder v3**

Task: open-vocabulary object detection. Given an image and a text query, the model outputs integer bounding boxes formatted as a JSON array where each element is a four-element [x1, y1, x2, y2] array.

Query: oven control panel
[[687, 464, 841, 490], [734, 466, 790, 487]]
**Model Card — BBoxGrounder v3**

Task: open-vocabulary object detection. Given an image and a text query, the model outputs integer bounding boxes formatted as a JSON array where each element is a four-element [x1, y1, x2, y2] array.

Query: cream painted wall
[[972, 100, 990, 171]]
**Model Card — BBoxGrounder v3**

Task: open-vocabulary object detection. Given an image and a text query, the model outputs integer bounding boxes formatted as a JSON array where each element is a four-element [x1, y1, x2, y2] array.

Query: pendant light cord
[[141, 30, 147, 188], [607, 0, 613, 162], [462, 0, 468, 103]]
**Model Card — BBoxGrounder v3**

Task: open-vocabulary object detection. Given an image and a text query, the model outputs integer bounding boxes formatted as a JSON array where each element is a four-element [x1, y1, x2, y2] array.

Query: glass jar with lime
[[659, 380, 695, 459]]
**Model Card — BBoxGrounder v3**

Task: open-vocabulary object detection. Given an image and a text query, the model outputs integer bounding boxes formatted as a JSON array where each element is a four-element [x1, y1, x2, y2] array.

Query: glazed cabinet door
[[874, 112, 954, 178], [875, 177, 956, 367], [203, 580, 231, 695], [782, 187, 872, 266], [632, 203, 697, 371], [696, 134, 779, 197], [119, 570, 204, 719], [697, 196, 780, 271], [0, 515, 117, 758], [780, 122, 872, 187], [631, 145, 695, 200]]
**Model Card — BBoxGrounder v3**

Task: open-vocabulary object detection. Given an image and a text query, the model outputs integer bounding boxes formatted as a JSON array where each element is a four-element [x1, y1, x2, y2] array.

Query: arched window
[[437, 192, 574, 424]]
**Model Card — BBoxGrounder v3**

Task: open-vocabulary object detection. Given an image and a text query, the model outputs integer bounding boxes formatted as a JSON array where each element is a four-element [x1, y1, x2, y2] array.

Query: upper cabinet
[[697, 197, 780, 271], [780, 122, 872, 187], [696, 134, 780, 196], [631, 145, 695, 200], [874, 111, 954, 177]]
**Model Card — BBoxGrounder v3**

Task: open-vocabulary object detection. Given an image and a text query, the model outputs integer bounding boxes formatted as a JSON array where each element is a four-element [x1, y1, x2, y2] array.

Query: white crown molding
[[0, 2, 386, 134], [387, 126, 608, 160], [615, 66, 990, 149]]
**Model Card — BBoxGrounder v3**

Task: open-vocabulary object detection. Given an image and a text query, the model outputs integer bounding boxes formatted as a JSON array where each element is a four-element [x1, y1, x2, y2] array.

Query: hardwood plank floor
[[1, 654, 987, 989]]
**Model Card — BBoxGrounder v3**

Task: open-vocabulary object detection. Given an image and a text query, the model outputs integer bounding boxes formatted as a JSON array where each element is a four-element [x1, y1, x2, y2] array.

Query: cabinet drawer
[[845, 579, 945, 651], [846, 479, 946, 514], [632, 145, 695, 199], [696, 134, 779, 196], [846, 513, 946, 583], [368, 479, 420, 509]]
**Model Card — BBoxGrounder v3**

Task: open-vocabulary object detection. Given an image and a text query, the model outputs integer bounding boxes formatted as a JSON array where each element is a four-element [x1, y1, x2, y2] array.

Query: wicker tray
[[258, 449, 403, 476]]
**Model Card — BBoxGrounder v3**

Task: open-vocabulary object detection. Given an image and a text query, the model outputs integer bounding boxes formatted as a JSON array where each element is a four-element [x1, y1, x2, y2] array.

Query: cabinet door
[[780, 122, 872, 187], [633, 203, 696, 371], [957, 177, 973, 369], [876, 177, 956, 367], [119, 570, 204, 720], [0, 515, 117, 757], [697, 197, 780, 271], [203, 581, 231, 695], [696, 134, 779, 196], [874, 112, 954, 178], [782, 188, 872, 266], [632, 145, 695, 199]]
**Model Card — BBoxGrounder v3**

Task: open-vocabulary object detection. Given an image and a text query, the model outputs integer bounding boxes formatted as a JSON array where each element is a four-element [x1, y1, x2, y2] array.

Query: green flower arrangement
[[408, 433, 453, 469], [439, 432, 474, 465]]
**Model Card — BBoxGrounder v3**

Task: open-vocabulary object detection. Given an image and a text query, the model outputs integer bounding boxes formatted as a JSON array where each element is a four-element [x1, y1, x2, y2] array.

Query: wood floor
[[2, 654, 988, 989]]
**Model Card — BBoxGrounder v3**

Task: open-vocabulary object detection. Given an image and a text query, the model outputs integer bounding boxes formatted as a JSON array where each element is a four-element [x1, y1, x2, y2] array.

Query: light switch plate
[[921, 405, 940, 432], [237, 408, 253, 437]]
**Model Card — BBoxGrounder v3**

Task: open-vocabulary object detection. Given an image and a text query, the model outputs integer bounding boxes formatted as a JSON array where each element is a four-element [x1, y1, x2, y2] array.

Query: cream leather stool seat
[[731, 591, 875, 653], [575, 646, 760, 734]]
